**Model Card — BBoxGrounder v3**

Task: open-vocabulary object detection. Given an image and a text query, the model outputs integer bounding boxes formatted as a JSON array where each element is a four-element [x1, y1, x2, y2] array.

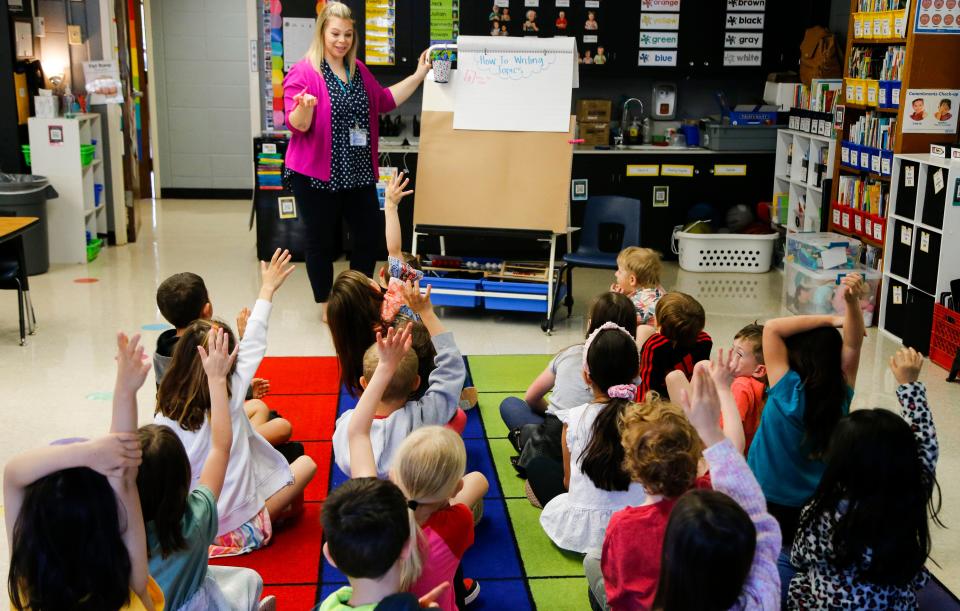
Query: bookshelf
[[828, 0, 960, 270], [772, 129, 836, 233]]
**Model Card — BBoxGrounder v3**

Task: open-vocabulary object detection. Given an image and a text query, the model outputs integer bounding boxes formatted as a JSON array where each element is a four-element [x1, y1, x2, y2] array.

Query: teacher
[[282, 2, 431, 305]]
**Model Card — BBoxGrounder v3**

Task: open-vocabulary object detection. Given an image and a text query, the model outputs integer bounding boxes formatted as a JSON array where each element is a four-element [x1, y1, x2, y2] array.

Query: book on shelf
[[855, 0, 907, 12], [837, 174, 890, 216], [848, 112, 897, 150]]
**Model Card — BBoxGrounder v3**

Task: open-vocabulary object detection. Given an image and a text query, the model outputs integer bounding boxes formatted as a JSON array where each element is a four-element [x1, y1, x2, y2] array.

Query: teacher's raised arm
[[281, 2, 431, 310]]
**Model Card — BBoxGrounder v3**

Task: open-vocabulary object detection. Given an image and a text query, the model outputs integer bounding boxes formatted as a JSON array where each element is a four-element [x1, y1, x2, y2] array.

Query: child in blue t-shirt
[[747, 273, 866, 547]]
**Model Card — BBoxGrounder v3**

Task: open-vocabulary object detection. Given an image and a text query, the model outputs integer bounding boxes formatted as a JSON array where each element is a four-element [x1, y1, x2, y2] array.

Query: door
[[114, 0, 142, 242], [126, 0, 153, 198]]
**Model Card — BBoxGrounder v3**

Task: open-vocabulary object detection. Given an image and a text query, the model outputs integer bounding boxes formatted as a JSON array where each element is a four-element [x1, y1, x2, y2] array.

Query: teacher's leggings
[[287, 172, 384, 302]]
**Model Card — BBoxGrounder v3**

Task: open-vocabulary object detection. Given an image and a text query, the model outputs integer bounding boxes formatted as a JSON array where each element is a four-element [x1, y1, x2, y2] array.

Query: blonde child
[[611, 247, 665, 327], [529, 323, 647, 554], [348, 324, 489, 610], [747, 273, 865, 546], [155, 249, 318, 557], [5, 341, 161, 610], [333, 282, 467, 477]]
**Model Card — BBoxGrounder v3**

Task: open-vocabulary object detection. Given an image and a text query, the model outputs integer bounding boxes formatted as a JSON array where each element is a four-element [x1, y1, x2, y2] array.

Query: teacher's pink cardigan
[[282, 58, 397, 181]]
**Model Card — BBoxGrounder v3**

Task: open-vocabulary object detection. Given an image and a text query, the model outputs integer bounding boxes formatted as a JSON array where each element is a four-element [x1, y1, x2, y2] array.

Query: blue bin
[[482, 280, 548, 313], [421, 276, 482, 308]]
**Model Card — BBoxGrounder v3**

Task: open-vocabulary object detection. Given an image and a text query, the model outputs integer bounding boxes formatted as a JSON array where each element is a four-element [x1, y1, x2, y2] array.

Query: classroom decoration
[[914, 0, 960, 34], [429, 0, 459, 45], [263, 0, 283, 130], [723, 0, 765, 66], [282, 18, 316, 71], [365, 0, 396, 65], [452, 36, 577, 132], [902, 89, 960, 134], [82, 61, 123, 105], [638, 2, 679, 66]]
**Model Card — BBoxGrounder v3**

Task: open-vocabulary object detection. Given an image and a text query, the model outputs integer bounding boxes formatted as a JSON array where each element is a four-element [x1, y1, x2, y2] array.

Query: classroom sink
[[619, 144, 700, 151]]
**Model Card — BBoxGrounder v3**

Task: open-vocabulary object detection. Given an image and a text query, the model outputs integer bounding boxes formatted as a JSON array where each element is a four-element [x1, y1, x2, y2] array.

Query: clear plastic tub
[[783, 261, 881, 326], [786, 232, 863, 270]]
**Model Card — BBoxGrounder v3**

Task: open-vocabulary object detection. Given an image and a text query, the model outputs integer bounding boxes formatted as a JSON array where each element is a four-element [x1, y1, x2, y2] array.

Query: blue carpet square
[[464, 437, 502, 500], [322, 553, 348, 585], [462, 407, 484, 439], [329, 463, 349, 491], [462, 500, 523, 579], [468, 579, 531, 611]]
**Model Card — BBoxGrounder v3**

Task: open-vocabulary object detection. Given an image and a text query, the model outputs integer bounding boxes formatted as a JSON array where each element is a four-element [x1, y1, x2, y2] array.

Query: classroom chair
[[559, 195, 642, 320], [0, 213, 37, 346]]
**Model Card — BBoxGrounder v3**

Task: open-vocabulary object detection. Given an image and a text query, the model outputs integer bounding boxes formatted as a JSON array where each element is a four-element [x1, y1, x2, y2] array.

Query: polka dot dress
[[283, 59, 375, 193]]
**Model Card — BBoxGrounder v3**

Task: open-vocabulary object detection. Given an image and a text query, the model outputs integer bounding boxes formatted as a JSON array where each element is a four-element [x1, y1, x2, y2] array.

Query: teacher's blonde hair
[[306, 2, 358, 76]]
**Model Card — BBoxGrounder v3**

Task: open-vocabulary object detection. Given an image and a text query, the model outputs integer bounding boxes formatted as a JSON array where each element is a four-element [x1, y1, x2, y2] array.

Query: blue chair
[[559, 195, 642, 319]]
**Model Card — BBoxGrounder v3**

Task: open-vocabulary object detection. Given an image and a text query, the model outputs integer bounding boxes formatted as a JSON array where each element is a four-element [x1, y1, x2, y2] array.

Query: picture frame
[[571, 178, 588, 201]]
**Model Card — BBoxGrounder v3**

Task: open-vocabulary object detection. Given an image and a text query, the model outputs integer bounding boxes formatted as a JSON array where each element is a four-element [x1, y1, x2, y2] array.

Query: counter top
[[379, 141, 774, 155]]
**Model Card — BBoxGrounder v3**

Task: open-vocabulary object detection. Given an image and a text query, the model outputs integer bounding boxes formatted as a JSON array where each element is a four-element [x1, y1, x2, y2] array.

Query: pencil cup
[[432, 59, 451, 84]]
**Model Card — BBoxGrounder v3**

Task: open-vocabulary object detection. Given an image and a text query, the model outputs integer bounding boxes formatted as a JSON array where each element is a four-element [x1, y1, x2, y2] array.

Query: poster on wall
[[902, 89, 960, 134], [83, 61, 124, 105], [914, 0, 960, 34], [430, 0, 459, 44], [365, 0, 396, 66], [282, 18, 315, 71]]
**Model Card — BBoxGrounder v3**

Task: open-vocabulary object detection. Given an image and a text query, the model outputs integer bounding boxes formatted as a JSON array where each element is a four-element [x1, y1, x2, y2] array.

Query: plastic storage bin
[[420, 276, 482, 308], [787, 232, 863, 270], [672, 229, 779, 273], [86, 237, 103, 262], [930, 304, 960, 372], [704, 124, 778, 151], [783, 261, 881, 326], [481, 280, 548, 313], [80, 144, 96, 166]]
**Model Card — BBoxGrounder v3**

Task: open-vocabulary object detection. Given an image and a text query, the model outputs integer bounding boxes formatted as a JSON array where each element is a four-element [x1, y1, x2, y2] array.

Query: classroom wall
[[151, 0, 253, 191]]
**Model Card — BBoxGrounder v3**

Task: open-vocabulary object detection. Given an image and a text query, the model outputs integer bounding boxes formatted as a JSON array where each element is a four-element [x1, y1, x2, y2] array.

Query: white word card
[[725, 32, 763, 48], [638, 50, 677, 66], [640, 12, 680, 30], [725, 12, 765, 29], [724, 50, 762, 66], [639, 31, 679, 48]]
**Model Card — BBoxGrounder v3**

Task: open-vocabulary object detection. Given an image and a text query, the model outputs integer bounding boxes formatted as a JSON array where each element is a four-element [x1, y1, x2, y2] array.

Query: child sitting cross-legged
[[333, 282, 467, 478], [154, 271, 293, 449], [347, 324, 488, 610], [587, 350, 745, 611], [652, 364, 782, 609], [636, 292, 713, 399], [155, 250, 318, 557], [610, 246, 666, 327], [317, 477, 449, 610], [784, 348, 942, 609], [727, 322, 767, 454]]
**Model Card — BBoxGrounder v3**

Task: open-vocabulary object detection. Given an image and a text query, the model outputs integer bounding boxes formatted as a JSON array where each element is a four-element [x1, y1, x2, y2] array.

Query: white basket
[[671, 226, 779, 273]]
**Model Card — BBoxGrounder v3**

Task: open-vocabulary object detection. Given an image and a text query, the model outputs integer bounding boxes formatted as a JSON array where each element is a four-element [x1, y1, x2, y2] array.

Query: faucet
[[618, 98, 645, 147]]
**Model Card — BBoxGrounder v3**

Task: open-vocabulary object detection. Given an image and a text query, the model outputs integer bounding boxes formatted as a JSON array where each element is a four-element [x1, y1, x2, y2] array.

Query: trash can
[[0, 173, 58, 275]]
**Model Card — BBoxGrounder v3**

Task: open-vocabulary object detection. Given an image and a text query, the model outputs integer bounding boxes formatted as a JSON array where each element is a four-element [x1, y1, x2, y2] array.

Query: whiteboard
[[283, 18, 316, 71], [452, 36, 578, 133]]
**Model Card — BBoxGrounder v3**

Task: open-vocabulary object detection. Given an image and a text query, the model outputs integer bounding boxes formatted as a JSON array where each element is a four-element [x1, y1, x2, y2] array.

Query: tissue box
[[787, 232, 863, 270], [783, 261, 881, 326], [34, 96, 58, 118]]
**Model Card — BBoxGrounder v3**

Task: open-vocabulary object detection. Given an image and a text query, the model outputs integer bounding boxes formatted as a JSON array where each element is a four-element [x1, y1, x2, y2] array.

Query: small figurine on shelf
[[582, 49, 594, 64], [500, 7, 511, 22], [585, 10, 598, 30], [594, 46, 607, 64], [523, 10, 539, 33], [555, 10, 568, 31], [491, 19, 501, 36], [489, 4, 499, 21], [501, 24, 509, 36]]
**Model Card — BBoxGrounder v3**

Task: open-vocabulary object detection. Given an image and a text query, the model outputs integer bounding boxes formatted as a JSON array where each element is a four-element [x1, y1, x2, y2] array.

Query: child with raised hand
[[610, 247, 666, 327], [785, 348, 940, 609], [127, 328, 267, 610], [379, 171, 423, 322], [585, 393, 708, 611], [347, 324, 488, 610], [747, 273, 866, 546], [155, 249, 318, 558], [653, 363, 782, 610], [333, 281, 467, 477], [529, 323, 647, 554], [5, 345, 160, 610]]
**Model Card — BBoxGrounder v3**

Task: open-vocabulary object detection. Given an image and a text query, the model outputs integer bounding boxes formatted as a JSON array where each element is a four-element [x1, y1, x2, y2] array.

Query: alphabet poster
[[453, 36, 577, 132]]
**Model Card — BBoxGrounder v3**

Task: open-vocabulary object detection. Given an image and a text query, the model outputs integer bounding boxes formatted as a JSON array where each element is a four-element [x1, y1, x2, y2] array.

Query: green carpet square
[[505, 499, 584, 578], [530, 577, 590, 611], [490, 438, 526, 498], [468, 354, 551, 393], [476, 392, 515, 439]]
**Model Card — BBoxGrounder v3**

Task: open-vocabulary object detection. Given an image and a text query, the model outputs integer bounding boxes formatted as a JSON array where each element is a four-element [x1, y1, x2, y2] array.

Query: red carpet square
[[265, 394, 338, 441], [302, 441, 332, 502], [255, 357, 341, 395], [210, 504, 323, 585], [262, 585, 317, 610]]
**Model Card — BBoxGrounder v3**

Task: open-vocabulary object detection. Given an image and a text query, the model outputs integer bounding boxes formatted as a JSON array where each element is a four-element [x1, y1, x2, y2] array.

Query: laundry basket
[[672, 226, 779, 273]]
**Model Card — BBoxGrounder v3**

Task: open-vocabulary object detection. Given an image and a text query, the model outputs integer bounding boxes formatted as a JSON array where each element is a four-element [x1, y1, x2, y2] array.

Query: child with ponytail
[[347, 324, 489, 610], [529, 323, 647, 554]]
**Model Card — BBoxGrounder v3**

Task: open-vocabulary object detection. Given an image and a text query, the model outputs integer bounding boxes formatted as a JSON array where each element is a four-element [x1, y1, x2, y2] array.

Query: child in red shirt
[[585, 394, 707, 611], [637, 293, 712, 399]]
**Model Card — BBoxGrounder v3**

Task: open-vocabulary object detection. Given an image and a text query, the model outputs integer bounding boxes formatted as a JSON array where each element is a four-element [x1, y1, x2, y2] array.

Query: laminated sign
[[725, 12, 765, 28], [639, 31, 679, 48], [724, 32, 763, 48], [724, 50, 762, 66], [640, 12, 681, 30], [726, 0, 765, 9], [638, 50, 678, 66], [640, 0, 681, 12]]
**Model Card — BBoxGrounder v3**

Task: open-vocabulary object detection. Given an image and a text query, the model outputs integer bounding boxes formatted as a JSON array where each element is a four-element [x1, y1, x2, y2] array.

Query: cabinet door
[[903, 289, 935, 355]]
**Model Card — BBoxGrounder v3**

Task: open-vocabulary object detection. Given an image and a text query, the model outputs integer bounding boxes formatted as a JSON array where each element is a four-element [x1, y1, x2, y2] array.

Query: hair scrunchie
[[607, 384, 637, 400], [582, 321, 636, 374], [407, 499, 420, 510]]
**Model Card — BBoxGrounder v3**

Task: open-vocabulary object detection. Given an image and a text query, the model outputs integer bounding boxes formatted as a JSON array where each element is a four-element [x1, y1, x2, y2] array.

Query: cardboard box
[[576, 99, 612, 122], [578, 121, 610, 146]]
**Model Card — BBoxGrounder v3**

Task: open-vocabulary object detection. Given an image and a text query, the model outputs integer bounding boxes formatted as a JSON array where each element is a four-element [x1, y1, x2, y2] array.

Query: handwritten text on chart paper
[[469, 53, 557, 80]]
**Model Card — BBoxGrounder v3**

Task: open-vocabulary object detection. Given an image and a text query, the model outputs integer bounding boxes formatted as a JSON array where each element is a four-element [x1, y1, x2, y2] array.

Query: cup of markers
[[432, 58, 452, 83]]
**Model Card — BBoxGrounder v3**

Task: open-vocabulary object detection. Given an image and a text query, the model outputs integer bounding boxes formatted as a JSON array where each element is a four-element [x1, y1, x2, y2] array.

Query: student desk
[[0, 217, 39, 344]]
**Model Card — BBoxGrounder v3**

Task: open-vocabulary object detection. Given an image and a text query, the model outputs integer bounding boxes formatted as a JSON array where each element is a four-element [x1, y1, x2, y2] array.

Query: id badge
[[349, 127, 367, 146]]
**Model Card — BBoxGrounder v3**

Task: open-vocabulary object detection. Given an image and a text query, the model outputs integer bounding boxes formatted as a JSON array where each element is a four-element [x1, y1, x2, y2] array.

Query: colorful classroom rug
[[210, 353, 589, 610]]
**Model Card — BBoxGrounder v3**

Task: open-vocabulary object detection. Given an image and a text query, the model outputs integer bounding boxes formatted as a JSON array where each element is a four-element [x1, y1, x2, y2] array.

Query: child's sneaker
[[462, 578, 481, 605]]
